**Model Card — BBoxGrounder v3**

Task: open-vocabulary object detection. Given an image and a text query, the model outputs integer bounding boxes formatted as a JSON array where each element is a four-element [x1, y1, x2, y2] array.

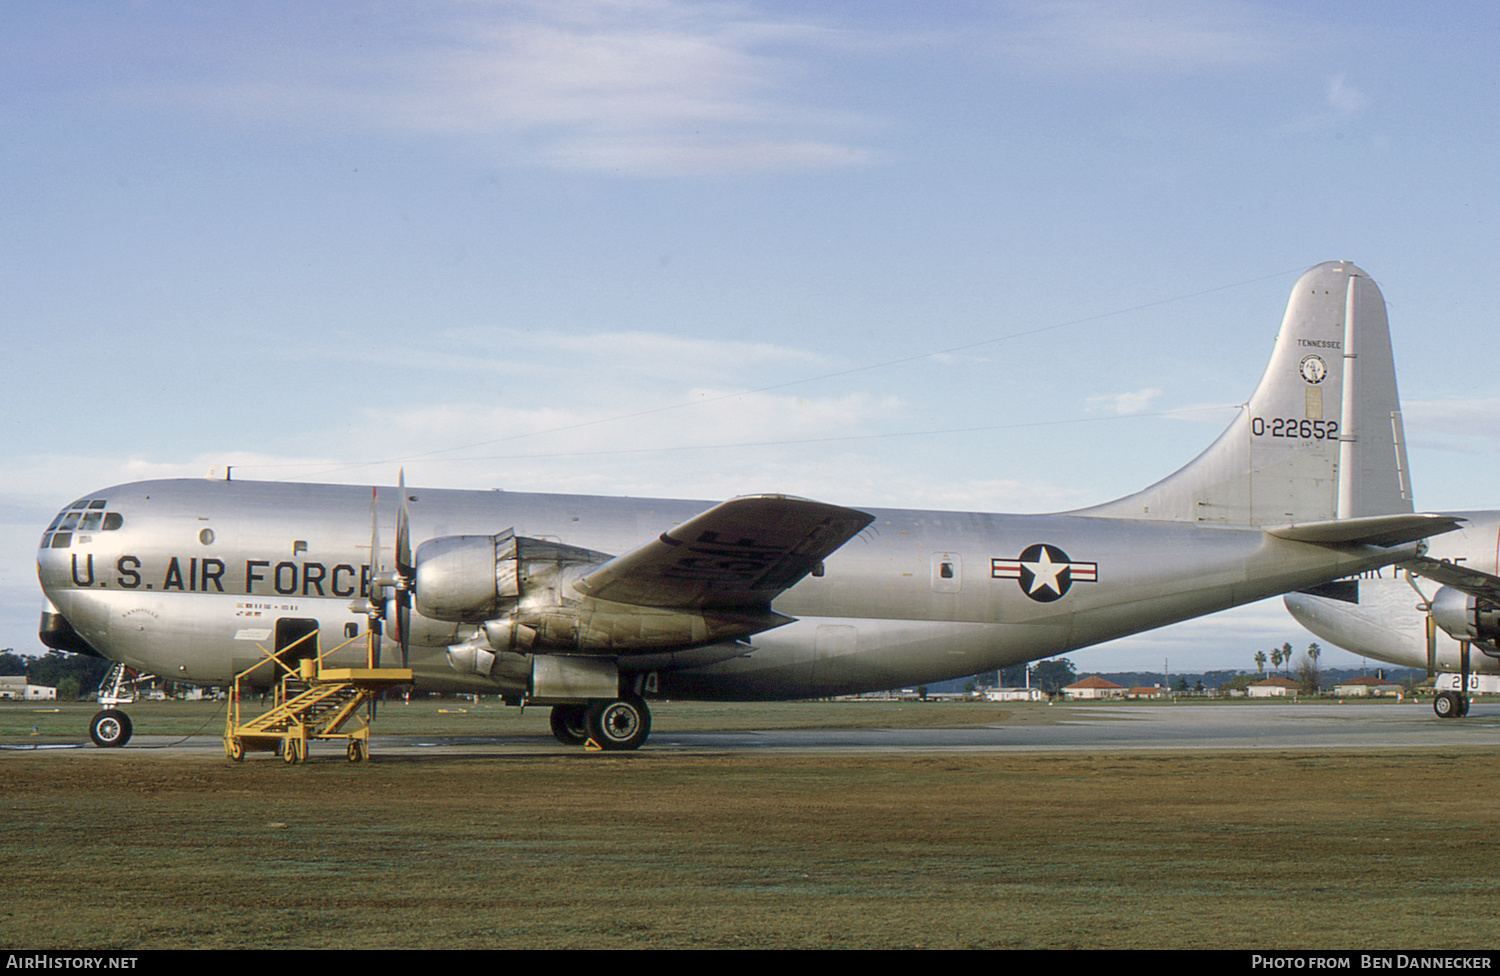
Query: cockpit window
[[41, 499, 122, 550]]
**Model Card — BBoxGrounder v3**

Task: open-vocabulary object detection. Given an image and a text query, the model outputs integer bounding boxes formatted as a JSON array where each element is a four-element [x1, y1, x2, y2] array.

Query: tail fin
[[1079, 261, 1412, 526]]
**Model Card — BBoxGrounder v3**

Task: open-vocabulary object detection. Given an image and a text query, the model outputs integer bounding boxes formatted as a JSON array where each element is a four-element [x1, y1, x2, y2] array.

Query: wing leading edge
[[573, 495, 875, 611]]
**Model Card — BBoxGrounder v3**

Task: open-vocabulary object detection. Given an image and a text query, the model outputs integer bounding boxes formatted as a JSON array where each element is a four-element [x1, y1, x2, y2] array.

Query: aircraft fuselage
[[40, 478, 1414, 701]]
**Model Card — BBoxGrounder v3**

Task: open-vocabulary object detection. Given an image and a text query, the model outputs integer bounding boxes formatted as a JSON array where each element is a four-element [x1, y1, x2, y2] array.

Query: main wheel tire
[[586, 697, 651, 751], [550, 704, 589, 745], [1435, 692, 1459, 718], [89, 709, 132, 748]]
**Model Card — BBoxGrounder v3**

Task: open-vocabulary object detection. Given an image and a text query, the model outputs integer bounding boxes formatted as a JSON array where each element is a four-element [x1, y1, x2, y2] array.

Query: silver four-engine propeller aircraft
[[1287, 512, 1500, 718], [38, 261, 1462, 752]]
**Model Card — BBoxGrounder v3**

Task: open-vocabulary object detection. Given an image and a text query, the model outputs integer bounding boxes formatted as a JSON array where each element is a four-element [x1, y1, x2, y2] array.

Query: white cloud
[[1086, 387, 1162, 415], [1326, 72, 1369, 115], [996, 0, 1297, 74], [134, 1, 880, 176], [1402, 397, 1500, 451]]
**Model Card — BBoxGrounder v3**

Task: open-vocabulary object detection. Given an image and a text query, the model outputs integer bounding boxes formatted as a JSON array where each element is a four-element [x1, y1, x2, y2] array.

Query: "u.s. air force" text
[[69, 554, 373, 597]]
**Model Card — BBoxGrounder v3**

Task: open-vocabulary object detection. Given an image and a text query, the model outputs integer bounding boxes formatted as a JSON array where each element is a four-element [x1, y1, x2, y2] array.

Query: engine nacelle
[[420, 529, 793, 658], [413, 530, 609, 622], [483, 601, 792, 654], [1430, 586, 1500, 642]]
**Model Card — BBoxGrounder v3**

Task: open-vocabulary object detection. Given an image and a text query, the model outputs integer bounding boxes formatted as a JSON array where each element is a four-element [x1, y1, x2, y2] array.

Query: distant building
[[0, 676, 56, 701], [1063, 675, 1126, 700], [985, 687, 1045, 702], [1126, 685, 1167, 699], [1333, 675, 1402, 697], [1248, 676, 1301, 698]]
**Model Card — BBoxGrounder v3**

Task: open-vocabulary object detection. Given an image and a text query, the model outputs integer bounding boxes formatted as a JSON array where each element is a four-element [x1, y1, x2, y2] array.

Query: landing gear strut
[[88, 662, 151, 747]]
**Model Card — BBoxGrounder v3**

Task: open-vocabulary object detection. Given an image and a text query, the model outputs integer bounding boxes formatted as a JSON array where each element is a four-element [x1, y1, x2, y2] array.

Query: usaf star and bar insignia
[[991, 544, 1098, 602]]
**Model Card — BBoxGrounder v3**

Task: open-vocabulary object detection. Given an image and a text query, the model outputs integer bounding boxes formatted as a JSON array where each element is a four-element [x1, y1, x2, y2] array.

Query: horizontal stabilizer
[[1403, 556, 1500, 604], [1265, 512, 1465, 548], [573, 495, 874, 610]]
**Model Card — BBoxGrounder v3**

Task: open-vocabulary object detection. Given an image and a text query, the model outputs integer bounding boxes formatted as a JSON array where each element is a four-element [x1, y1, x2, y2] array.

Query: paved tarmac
[[10, 700, 1500, 758]]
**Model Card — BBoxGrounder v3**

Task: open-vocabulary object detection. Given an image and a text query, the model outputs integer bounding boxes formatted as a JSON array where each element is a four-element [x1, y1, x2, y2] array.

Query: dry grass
[[2, 703, 1498, 950]]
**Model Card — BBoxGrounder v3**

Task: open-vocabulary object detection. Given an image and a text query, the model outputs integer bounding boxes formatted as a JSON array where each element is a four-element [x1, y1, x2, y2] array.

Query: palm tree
[[1255, 650, 1267, 675]]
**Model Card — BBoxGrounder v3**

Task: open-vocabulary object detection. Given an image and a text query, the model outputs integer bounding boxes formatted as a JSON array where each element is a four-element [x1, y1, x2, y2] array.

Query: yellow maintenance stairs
[[224, 631, 412, 764]]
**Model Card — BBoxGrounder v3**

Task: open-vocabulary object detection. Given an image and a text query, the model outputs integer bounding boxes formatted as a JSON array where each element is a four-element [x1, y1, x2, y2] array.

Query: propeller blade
[[397, 593, 411, 669], [394, 470, 414, 668], [396, 468, 413, 578], [368, 485, 383, 670]]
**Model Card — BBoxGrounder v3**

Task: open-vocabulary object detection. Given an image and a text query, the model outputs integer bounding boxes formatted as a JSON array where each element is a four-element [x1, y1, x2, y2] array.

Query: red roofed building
[[1248, 676, 1301, 698], [1063, 675, 1126, 700]]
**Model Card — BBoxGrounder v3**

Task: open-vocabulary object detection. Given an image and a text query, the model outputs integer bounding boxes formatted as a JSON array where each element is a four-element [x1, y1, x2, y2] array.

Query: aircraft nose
[[40, 495, 125, 553]]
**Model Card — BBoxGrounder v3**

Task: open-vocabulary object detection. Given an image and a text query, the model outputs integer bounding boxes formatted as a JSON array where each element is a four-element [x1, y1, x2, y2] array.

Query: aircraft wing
[[1265, 512, 1466, 548], [572, 495, 874, 610], [1403, 557, 1500, 605]]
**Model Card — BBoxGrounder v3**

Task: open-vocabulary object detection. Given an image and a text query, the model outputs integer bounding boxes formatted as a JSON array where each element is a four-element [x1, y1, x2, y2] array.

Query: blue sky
[[5, 1, 1500, 674]]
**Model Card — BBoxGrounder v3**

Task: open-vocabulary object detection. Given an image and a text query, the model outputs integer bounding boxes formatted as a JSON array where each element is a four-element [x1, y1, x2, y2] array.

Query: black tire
[[586, 697, 651, 751], [346, 740, 365, 763], [226, 737, 245, 762], [550, 704, 589, 745], [89, 709, 132, 748], [1435, 692, 1459, 718]]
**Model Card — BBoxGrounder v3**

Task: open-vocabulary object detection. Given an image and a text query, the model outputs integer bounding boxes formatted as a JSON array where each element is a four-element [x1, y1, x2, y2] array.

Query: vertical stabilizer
[[1078, 261, 1412, 526]]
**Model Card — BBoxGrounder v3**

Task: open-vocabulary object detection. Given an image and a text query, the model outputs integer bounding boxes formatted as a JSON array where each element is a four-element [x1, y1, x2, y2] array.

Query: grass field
[[1, 699, 1496, 950]]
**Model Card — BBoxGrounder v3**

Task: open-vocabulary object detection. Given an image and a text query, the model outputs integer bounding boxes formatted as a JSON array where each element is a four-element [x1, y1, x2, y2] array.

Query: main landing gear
[[548, 697, 652, 751], [1434, 691, 1470, 719]]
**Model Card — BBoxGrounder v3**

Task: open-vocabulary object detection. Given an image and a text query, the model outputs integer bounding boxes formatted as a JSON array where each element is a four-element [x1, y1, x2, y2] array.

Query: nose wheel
[[89, 708, 132, 748]]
